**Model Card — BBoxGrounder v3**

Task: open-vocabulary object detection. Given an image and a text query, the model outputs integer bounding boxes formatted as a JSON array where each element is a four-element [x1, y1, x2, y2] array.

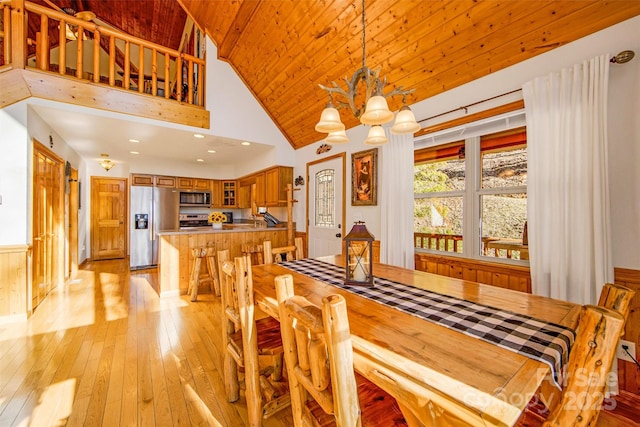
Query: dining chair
[[274, 273, 407, 427], [263, 237, 304, 264], [242, 243, 264, 265], [517, 305, 625, 427], [597, 283, 634, 327], [220, 254, 290, 426]]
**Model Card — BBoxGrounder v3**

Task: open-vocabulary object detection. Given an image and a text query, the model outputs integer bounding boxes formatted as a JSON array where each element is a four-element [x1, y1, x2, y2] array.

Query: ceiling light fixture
[[196, 158, 204, 162], [315, 0, 419, 145], [129, 139, 140, 143], [241, 141, 251, 146], [130, 151, 139, 155], [207, 150, 216, 153], [98, 154, 115, 172], [194, 133, 205, 139]]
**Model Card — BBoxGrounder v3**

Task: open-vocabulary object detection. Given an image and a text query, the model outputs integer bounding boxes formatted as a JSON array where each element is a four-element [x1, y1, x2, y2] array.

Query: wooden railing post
[[10, 0, 26, 68], [92, 29, 100, 83], [36, 13, 48, 70], [75, 25, 83, 79]]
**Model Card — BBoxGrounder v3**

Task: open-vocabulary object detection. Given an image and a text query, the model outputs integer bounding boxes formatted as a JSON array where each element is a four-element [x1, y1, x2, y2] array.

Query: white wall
[[0, 104, 29, 245], [292, 15, 640, 270], [206, 38, 295, 175]]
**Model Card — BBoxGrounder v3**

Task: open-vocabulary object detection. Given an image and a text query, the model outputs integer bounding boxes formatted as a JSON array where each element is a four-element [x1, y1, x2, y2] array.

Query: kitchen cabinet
[[178, 177, 210, 190], [210, 180, 222, 207], [254, 172, 266, 207], [131, 174, 154, 186], [177, 177, 194, 188], [238, 185, 251, 209], [222, 180, 237, 207], [155, 176, 176, 188], [194, 179, 211, 190], [265, 166, 293, 206]]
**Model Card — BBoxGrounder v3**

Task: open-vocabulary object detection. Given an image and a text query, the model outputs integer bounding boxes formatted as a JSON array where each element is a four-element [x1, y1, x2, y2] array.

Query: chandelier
[[98, 154, 115, 172], [315, 0, 420, 145]]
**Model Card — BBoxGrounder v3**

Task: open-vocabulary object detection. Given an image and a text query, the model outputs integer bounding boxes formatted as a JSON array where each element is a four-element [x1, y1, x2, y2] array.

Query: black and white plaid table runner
[[280, 258, 575, 389]]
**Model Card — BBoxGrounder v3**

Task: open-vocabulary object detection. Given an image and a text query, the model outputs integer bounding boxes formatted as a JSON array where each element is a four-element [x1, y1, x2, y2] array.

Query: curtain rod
[[417, 89, 522, 124], [417, 50, 634, 125]]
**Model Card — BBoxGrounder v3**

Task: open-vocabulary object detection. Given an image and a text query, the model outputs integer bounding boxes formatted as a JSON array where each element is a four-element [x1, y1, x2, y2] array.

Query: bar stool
[[188, 247, 219, 301]]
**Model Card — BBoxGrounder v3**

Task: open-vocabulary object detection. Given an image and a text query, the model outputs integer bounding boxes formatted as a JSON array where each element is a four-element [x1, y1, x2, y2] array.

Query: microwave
[[179, 190, 211, 207]]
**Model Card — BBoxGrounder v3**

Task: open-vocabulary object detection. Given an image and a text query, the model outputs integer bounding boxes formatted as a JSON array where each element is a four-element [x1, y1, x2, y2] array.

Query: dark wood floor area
[[0, 258, 638, 426]]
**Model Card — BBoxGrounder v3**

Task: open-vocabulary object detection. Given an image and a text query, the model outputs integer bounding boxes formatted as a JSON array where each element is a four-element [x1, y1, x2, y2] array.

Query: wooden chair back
[[242, 243, 264, 265], [263, 237, 304, 264], [220, 254, 289, 426], [544, 305, 625, 427], [598, 283, 634, 326], [219, 251, 242, 402], [217, 249, 230, 299], [275, 274, 360, 426]]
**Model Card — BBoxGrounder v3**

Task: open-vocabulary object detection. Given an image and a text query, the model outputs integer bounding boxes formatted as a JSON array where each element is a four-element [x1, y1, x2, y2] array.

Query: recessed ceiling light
[[196, 158, 204, 162], [207, 150, 216, 154], [194, 134, 205, 139], [129, 139, 140, 143], [241, 141, 251, 146], [130, 151, 139, 155]]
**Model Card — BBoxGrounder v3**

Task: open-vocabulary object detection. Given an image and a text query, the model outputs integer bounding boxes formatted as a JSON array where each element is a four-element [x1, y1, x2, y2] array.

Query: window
[[315, 169, 335, 227], [414, 126, 528, 262]]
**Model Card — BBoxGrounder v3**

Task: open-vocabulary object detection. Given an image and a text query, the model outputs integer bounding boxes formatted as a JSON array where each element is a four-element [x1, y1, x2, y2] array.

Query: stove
[[179, 213, 209, 228]]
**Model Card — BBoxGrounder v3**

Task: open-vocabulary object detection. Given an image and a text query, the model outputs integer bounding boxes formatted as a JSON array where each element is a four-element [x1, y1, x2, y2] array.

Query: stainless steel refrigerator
[[130, 186, 179, 269]]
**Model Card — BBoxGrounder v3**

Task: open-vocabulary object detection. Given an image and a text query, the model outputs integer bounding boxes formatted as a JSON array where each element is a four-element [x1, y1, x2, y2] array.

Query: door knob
[[335, 233, 342, 238]]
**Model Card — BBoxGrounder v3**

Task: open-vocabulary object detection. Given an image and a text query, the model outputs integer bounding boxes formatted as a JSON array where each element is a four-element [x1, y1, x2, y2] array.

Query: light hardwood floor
[[0, 259, 293, 426], [1, 259, 637, 426]]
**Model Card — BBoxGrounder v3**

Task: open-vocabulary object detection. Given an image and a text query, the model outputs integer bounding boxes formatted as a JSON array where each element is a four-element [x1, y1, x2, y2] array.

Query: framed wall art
[[351, 148, 377, 206]]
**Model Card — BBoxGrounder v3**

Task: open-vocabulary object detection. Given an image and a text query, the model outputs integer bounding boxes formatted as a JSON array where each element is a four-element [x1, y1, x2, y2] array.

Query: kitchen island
[[156, 224, 290, 297]]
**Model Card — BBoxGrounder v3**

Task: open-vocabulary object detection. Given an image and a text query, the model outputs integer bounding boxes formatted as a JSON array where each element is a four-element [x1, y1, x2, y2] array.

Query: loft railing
[[0, 1, 205, 107]]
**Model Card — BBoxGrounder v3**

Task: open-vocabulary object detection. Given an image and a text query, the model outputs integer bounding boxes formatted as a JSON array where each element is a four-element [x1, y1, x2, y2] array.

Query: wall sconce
[[295, 176, 305, 186], [98, 153, 115, 172]]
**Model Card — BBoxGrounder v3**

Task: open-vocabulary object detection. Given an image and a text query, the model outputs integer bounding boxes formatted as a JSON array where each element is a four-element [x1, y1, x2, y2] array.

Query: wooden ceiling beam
[[217, 0, 260, 60]]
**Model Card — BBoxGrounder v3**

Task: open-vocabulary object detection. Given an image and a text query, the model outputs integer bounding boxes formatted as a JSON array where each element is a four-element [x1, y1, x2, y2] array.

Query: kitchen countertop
[[157, 222, 290, 235]]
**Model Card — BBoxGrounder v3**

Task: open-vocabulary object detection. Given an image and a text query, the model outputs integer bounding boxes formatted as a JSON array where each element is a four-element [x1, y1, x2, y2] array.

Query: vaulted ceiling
[[26, 1, 640, 150]]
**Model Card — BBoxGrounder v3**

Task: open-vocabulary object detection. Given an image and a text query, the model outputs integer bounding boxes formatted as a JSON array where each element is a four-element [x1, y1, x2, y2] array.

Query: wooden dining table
[[251, 255, 580, 426]]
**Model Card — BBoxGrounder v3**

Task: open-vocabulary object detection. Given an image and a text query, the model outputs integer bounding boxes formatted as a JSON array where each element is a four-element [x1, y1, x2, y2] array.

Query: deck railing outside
[[1, 1, 205, 107], [414, 232, 463, 253]]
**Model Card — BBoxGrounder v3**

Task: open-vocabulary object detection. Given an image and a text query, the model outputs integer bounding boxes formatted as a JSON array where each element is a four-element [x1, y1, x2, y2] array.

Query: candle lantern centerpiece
[[344, 221, 374, 287]]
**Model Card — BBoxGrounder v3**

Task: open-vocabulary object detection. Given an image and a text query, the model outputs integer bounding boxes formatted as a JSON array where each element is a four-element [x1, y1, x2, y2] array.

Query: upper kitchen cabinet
[[254, 172, 266, 207], [222, 180, 237, 207], [155, 176, 177, 188], [131, 174, 155, 186], [211, 180, 222, 207], [265, 167, 293, 206], [178, 177, 211, 190]]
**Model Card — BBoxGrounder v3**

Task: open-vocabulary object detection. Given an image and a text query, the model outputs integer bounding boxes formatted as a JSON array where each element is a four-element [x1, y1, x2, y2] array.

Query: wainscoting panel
[[614, 267, 640, 395], [414, 252, 532, 293], [0, 245, 32, 322]]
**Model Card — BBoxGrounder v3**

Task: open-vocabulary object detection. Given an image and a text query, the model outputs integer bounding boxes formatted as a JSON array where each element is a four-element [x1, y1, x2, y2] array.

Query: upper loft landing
[[0, 0, 209, 129]]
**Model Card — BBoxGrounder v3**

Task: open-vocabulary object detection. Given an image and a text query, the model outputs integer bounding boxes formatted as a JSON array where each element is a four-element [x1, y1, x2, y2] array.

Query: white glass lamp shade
[[364, 125, 389, 145], [391, 106, 421, 134], [325, 129, 349, 144], [315, 107, 345, 133], [360, 95, 394, 125]]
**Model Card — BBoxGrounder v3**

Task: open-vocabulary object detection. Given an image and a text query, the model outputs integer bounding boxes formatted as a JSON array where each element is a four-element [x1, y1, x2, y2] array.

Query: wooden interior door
[[32, 141, 64, 310], [68, 168, 79, 278], [91, 177, 127, 260]]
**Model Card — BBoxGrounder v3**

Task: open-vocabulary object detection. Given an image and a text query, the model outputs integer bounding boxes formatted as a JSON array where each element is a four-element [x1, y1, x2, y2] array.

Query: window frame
[[414, 113, 528, 265]]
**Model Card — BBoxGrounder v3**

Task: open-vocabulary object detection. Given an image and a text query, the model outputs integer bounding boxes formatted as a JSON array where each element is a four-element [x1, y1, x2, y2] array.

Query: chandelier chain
[[361, 0, 366, 70]]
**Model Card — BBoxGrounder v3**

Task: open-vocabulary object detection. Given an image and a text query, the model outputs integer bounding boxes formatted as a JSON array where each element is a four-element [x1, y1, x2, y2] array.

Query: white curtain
[[522, 54, 613, 305], [380, 130, 415, 269]]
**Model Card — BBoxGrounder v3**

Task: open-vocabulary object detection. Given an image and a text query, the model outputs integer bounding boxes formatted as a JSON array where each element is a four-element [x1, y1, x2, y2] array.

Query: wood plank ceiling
[[180, 0, 640, 149], [20, 1, 640, 149]]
